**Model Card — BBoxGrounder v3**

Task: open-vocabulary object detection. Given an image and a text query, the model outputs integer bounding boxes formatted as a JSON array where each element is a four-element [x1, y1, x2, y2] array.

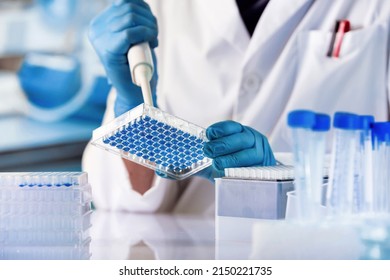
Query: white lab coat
[[83, 0, 390, 215]]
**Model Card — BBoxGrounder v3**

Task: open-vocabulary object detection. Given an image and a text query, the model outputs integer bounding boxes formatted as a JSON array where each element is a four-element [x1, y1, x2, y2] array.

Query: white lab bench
[[90, 211, 217, 260], [0, 210, 372, 260], [89, 210, 365, 260]]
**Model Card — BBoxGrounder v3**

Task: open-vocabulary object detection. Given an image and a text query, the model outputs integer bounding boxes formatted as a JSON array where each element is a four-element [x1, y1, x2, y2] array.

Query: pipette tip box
[[91, 104, 212, 180], [216, 171, 294, 220], [215, 166, 294, 248]]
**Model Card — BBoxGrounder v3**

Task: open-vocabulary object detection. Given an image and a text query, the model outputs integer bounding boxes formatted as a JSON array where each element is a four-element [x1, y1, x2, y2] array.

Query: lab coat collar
[[244, 0, 315, 65], [200, 0, 315, 67], [200, 0, 250, 54]]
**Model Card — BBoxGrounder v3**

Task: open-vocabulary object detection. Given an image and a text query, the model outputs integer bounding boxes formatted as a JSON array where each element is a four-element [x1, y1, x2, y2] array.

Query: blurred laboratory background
[[0, 0, 111, 172]]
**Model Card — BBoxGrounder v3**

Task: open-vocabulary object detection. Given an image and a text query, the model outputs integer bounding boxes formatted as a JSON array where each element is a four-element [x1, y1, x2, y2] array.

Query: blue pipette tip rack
[[92, 104, 212, 180]]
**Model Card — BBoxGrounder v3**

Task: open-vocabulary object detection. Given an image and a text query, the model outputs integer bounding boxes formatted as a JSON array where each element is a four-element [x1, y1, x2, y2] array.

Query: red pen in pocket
[[327, 19, 351, 58]]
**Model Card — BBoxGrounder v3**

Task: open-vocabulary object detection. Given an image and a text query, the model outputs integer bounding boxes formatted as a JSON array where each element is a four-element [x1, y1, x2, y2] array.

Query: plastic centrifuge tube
[[327, 112, 359, 217], [372, 122, 390, 214], [357, 115, 375, 214], [309, 113, 330, 219], [288, 110, 316, 221]]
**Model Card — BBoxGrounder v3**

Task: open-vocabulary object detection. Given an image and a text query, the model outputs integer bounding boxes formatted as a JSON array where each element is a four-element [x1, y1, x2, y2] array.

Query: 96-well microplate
[[92, 104, 212, 180]]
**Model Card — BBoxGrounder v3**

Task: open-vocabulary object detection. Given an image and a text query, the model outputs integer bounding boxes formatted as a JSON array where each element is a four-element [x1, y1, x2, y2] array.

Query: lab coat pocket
[[289, 22, 389, 117]]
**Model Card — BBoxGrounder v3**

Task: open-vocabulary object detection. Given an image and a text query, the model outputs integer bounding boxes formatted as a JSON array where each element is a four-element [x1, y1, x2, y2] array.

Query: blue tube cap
[[358, 115, 375, 130], [333, 112, 359, 130], [287, 110, 316, 129], [313, 113, 331, 131], [372, 122, 390, 142]]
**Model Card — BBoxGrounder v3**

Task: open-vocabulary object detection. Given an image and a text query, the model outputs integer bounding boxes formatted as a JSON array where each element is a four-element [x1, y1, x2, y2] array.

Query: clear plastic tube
[[327, 113, 359, 217], [371, 123, 390, 214], [291, 127, 313, 220], [360, 123, 390, 260], [327, 129, 357, 215], [308, 130, 327, 218], [288, 110, 316, 221], [358, 116, 375, 213]]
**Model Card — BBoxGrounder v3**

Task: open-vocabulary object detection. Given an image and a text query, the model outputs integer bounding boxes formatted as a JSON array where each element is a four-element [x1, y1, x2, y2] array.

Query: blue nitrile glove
[[88, 0, 158, 116], [201, 121, 276, 181]]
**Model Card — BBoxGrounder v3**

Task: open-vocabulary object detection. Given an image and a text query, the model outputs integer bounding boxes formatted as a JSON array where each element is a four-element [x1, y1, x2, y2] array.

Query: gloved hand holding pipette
[[87, 0, 277, 195], [88, 0, 158, 116]]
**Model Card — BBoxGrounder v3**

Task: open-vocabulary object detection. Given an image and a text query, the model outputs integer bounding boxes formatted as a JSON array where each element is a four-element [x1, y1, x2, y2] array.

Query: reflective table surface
[[90, 211, 219, 260], [1, 210, 372, 260], [90, 211, 368, 260]]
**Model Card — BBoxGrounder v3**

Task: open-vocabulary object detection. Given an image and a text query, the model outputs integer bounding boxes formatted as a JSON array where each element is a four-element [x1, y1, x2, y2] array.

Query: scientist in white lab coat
[[83, 0, 390, 215]]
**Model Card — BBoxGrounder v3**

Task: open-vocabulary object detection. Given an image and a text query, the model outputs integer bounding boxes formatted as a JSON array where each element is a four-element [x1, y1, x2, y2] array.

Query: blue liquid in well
[[102, 115, 207, 175]]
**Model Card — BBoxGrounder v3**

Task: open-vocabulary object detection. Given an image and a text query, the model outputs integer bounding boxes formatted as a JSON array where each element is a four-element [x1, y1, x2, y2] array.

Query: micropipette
[[128, 42, 154, 106]]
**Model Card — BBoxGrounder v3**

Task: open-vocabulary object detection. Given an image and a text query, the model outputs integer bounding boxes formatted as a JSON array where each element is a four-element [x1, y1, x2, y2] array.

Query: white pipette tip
[[224, 165, 295, 181]]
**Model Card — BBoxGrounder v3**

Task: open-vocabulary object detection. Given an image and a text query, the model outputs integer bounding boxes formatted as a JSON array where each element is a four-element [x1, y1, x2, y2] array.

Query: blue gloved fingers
[[122, 26, 158, 49], [98, 26, 158, 66], [90, 1, 152, 36], [112, 2, 157, 22], [109, 13, 157, 35], [89, 5, 115, 39], [114, 0, 149, 6], [212, 148, 259, 171], [251, 128, 276, 166], [213, 144, 275, 172], [206, 120, 243, 140], [203, 129, 255, 158], [202, 121, 276, 180], [90, 0, 158, 47], [112, 50, 158, 116], [89, 0, 159, 116]]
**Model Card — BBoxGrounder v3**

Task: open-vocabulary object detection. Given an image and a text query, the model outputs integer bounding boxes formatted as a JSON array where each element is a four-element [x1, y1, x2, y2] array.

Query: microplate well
[[92, 104, 212, 180], [0, 172, 91, 204], [0, 172, 88, 188]]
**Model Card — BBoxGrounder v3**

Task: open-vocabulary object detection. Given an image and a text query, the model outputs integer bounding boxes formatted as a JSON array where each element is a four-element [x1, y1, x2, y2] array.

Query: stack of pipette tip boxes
[[91, 103, 212, 179], [0, 172, 92, 260]]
